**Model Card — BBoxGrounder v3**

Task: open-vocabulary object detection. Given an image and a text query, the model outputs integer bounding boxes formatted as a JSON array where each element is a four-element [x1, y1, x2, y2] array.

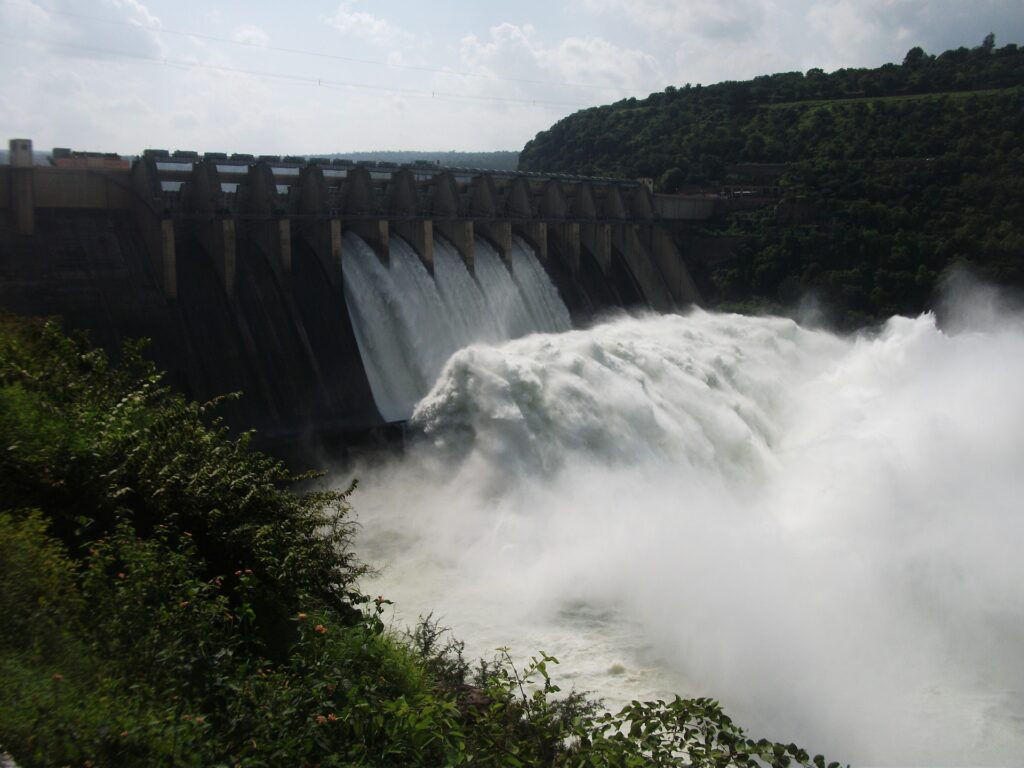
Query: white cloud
[[232, 24, 270, 47], [4, 0, 1023, 155], [576, 0, 1024, 90], [800, 0, 1024, 72], [583, 0, 768, 41], [576, 0, 801, 88], [457, 23, 663, 103], [0, 0, 164, 63], [108, 0, 160, 29], [356, 23, 669, 153], [326, 1, 409, 47], [806, 1, 881, 62]]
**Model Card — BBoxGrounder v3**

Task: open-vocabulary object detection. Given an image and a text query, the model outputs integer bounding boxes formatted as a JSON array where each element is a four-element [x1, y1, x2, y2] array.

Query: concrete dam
[[0, 139, 705, 447]]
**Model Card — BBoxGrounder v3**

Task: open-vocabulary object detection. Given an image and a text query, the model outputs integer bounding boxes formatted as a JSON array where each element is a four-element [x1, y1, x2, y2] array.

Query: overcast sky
[[1, 0, 1022, 155]]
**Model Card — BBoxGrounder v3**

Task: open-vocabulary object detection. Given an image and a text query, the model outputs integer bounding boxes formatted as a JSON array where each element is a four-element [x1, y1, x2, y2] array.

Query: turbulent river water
[[343, 299, 1024, 766]]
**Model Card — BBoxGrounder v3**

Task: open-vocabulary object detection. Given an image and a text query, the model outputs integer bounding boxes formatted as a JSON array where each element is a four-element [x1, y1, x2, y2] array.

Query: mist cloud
[[348, 302, 1024, 766]]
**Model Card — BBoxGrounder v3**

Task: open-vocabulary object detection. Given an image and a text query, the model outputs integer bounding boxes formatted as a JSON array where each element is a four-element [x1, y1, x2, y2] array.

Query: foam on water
[[348, 307, 1024, 766]]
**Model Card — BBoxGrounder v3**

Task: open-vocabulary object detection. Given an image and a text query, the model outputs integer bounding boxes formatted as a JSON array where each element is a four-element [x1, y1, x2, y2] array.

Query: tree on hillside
[[903, 46, 928, 67], [518, 39, 1024, 328]]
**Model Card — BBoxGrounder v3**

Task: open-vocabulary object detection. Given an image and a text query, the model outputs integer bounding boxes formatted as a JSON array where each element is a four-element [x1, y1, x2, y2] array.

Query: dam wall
[[0, 140, 702, 446]]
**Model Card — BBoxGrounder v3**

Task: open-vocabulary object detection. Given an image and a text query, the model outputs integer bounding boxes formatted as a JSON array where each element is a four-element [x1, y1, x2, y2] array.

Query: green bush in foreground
[[0, 314, 838, 767]]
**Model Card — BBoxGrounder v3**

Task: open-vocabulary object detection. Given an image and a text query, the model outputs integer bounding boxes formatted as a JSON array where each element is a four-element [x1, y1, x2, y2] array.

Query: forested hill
[[520, 37, 1023, 178], [520, 38, 1024, 327]]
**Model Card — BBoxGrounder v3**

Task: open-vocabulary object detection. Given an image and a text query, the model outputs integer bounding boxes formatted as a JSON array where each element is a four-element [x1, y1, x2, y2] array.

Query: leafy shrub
[[0, 315, 836, 766]]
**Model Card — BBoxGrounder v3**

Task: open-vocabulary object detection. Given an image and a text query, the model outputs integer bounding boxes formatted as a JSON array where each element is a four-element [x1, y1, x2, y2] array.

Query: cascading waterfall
[[340, 232, 436, 422], [343, 231, 571, 421], [508, 234, 572, 333], [472, 238, 546, 339], [432, 236, 504, 346], [346, 301, 1024, 767]]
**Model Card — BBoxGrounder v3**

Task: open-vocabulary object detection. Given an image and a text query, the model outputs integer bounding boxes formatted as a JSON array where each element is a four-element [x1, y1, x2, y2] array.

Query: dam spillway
[[344, 232, 570, 422], [0, 140, 701, 446]]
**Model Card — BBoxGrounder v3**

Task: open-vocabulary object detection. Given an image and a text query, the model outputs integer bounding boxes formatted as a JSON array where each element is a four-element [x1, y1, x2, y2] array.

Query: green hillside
[[520, 38, 1024, 327]]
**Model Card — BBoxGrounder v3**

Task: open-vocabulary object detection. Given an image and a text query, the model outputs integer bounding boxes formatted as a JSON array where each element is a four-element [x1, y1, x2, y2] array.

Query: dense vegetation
[[520, 37, 1024, 327], [327, 150, 519, 170], [0, 314, 834, 766]]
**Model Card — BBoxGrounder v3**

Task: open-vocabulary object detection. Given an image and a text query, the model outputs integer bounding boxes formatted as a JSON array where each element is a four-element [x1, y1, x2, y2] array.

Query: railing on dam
[[139, 147, 642, 189]]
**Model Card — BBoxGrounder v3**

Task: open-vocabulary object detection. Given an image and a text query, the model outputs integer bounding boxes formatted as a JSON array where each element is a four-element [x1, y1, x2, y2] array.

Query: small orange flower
[[120, 730, 129, 738], [314, 624, 328, 634], [117, 572, 126, 579], [179, 600, 190, 608], [315, 714, 327, 725], [234, 570, 242, 576], [52, 673, 64, 682], [296, 612, 307, 621], [327, 713, 338, 722]]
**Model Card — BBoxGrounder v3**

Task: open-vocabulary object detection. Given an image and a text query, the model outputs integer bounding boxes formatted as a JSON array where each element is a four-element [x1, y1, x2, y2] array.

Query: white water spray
[[348, 306, 1024, 766]]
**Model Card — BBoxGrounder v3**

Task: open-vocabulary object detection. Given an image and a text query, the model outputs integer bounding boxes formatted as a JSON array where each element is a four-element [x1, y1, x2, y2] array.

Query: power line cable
[[0, 35, 592, 108], [0, 0, 630, 94]]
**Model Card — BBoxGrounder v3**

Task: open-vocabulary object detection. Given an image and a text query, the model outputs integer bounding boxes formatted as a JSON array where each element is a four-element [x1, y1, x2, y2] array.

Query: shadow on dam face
[[0, 155, 703, 460]]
